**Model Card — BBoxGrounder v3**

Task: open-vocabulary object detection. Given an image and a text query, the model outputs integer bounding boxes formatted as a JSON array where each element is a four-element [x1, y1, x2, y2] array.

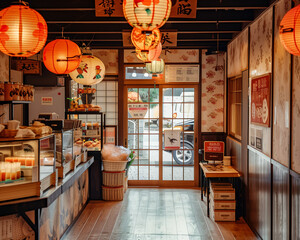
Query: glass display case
[[54, 129, 83, 178], [0, 134, 56, 202]]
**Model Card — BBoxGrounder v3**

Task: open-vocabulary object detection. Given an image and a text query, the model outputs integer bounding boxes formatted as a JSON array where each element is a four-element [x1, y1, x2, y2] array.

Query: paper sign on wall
[[164, 129, 181, 150], [170, 0, 197, 18], [204, 141, 224, 161], [251, 74, 271, 127], [128, 103, 148, 118], [95, 0, 123, 17], [41, 97, 53, 106]]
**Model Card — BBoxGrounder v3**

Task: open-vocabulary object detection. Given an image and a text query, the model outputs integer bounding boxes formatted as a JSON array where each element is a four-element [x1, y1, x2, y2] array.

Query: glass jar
[[4, 82, 13, 101], [12, 82, 20, 101], [0, 82, 4, 101]]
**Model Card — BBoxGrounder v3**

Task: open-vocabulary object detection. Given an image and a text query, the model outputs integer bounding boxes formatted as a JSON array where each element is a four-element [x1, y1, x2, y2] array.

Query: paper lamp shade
[[280, 5, 300, 55], [43, 39, 82, 75], [69, 55, 106, 85], [123, 0, 172, 31], [136, 42, 162, 62], [131, 28, 161, 51], [145, 58, 164, 74], [0, 5, 48, 57]]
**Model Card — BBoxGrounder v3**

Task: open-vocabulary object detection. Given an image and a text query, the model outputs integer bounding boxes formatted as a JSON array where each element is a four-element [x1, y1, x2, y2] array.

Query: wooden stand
[[57, 159, 75, 178], [0, 171, 57, 202]]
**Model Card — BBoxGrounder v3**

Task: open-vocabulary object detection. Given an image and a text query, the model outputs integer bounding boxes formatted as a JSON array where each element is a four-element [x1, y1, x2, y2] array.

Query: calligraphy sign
[[122, 30, 177, 47], [204, 141, 224, 161], [16, 59, 41, 74], [170, 0, 197, 18], [95, 0, 123, 17], [251, 73, 271, 127]]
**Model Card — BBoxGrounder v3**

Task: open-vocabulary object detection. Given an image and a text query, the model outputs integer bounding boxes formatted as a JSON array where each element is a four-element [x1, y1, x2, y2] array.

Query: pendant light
[[136, 42, 162, 62], [145, 58, 164, 75], [131, 28, 161, 51], [0, 1, 48, 57], [279, 4, 300, 55], [123, 0, 172, 31]]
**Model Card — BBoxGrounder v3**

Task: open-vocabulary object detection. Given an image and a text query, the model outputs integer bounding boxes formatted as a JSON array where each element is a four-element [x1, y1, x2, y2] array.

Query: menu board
[[251, 74, 271, 127], [165, 65, 199, 83], [204, 141, 224, 161]]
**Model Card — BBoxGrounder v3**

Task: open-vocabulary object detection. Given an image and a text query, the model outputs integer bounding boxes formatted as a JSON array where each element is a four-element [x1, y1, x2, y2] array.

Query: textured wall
[[201, 52, 225, 132]]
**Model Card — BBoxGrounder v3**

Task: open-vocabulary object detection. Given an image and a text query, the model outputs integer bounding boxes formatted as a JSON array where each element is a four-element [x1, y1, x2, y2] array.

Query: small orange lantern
[[0, 4, 48, 57], [123, 0, 172, 31], [136, 42, 162, 62], [131, 28, 161, 51], [280, 5, 300, 55], [43, 39, 82, 75]]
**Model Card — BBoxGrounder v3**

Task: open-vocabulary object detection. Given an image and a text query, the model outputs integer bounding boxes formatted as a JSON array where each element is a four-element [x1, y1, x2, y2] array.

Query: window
[[228, 76, 242, 140]]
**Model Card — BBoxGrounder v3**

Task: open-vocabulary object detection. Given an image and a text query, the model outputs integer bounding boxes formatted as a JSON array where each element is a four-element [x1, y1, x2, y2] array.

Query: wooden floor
[[63, 188, 257, 240]]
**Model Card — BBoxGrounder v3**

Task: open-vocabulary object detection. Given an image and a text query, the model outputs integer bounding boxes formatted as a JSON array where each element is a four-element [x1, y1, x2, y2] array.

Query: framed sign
[[164, 129, 181, 150], [170, 0, 197, 18], [165, 65, 199, 83], [16, 59, 41, 74], [95, 0, 123, 17], [251, 73, 271, 127], [128, 103, 148, 118], [104, 125, 117, 145], [204, 141, 224, 161]]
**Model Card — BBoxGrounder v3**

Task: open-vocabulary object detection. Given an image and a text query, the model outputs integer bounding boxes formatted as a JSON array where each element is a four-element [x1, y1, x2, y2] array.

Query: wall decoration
[[92, 49, 118, 75], [16, 60, 41, 75], [131, 28, 161, 51], [124, 49, 199, 63], [95, 0, 123, 17], [227, 28, 249, 78], [164, 129, 181, 150], [204, 141, 224, 161], [128, 103, 148, 118], [250, 74, 271, 127], [249, 7, 273, 156], [273, 0, 291, 167], [104, 126, 117, 145], [170, 0, 197, 18], [201, 51, 225, 132], [165, 65, 199, 83]]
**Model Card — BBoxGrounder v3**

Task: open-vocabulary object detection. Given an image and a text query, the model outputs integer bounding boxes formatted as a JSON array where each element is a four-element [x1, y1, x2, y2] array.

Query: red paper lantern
[[43, 39, 82, 75], [0, 4, 47, 57], [136, 42, 162, 62], [131, 28, 161, 51], [123, 0, 172, 31], [280, 5, 300, 55]]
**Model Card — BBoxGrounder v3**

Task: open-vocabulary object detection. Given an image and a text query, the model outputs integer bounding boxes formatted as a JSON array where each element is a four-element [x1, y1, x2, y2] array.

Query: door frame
[[123, 84, 199, 187]]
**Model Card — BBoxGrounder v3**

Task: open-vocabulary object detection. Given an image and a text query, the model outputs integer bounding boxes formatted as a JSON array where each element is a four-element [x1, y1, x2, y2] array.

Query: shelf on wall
[[0, 101, 31, 105]]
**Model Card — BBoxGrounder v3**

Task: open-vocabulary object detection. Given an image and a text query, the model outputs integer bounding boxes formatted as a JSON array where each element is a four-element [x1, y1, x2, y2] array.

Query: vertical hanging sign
[[95, 0, 123, 17], [170, 0, 197, 18]]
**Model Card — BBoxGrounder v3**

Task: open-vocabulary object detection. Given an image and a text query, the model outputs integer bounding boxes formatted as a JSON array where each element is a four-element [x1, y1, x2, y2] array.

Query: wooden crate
[[102, 186, 124, 201], [0, 171, 57, 202], [210, 199, 236, 210], [57, 159, 75, 178], [75, 153, 82, 168], [210, 209, 235, 222], [102, 171, 125, 187], [211, 188, 235, 200]]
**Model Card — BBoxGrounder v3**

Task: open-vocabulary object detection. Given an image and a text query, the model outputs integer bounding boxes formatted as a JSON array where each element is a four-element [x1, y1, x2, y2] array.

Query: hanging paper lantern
[[279, 5, 300, 55], [123, 0, 172, 31], [69, 55, 105, 85], [131, 28, 161, 51], [136, 42, 162, 62], [145, 58, 164, 74], [43, 39, 82, 75], [0, 4, 48, 57]]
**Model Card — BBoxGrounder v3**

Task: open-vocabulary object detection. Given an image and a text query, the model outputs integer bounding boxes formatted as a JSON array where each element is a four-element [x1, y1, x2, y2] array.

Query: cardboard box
[[210, 209, 235, 222]]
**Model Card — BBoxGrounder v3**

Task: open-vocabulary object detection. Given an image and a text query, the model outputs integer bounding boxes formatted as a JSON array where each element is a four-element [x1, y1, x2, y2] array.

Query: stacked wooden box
[[102, 160, 127, 201], [209, 182, 236, 221]]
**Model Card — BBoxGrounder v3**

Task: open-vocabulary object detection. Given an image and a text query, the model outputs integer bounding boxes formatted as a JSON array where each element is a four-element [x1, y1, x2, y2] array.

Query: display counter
[[0, 156, 94, 240]]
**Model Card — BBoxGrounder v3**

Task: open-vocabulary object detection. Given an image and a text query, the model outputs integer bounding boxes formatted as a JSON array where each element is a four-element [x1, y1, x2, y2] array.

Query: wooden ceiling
[[0, 0, 275, 51]]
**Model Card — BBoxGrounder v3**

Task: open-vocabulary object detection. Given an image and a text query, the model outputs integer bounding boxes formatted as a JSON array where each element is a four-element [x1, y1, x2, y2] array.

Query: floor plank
[[63, 188, 258, 240]]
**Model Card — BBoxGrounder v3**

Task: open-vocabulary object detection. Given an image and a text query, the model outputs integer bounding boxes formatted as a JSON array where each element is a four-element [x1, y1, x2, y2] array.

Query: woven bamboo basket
[[102, 186, 124, 201], [102, 160, 127, 172], [102, 171, 125, 187]]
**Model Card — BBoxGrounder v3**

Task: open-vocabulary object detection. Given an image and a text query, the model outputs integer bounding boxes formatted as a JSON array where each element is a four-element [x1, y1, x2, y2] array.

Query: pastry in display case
[[74, 122, 101, 151], [0, 134, 56, 202]]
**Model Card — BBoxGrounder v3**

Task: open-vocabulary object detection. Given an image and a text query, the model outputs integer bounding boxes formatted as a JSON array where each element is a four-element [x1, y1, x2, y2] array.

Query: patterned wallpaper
[[201, 51, 225, 132], [273, 0, 291, 167], [249, 8, 273, 156], [227, 28, 248, 78], [124, 49, 199, 63], [92, 49, 118, 75]]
